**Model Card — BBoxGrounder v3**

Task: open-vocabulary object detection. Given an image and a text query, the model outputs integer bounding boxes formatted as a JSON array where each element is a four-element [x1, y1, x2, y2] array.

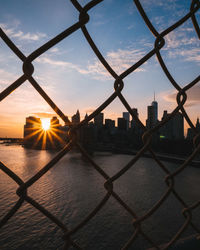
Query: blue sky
[[0, 0, 199, 137]]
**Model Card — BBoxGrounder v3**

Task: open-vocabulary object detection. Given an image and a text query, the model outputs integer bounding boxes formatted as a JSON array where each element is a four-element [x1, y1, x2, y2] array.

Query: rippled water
[[0, 144, 200, 250]]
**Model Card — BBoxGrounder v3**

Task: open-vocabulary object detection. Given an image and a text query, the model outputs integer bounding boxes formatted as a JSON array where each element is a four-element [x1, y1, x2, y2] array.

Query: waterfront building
[[123, 112, 130, 130], [152, 92, 158, 122], [196, 118, 200, 131], [24, 116, 42, 148], [146, 95, 158, 129], [160, 111, 184, 140], [72, 110, 80, 124], [130, 108, 139, 129], [173, 112, 184, 140], [51, 116, 60, 128], [187, 118, 200, 140], [105, 119, 115, 130], [117, 118, 127, 130], [146, 105, 155, 129], [94, 112, 104, 127], [24, 116, 41, 137]]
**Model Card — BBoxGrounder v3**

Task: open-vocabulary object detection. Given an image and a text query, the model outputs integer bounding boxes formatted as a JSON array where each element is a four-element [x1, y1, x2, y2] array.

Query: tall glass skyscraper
[[146, 94, 158, 129]]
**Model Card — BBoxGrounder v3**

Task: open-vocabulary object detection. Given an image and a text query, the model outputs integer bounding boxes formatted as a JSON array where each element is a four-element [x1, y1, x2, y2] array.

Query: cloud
[[31, 112, 56, 118], [0, 22, 47, 41], [86, 48, 145, 80], [164, 26, 200, 64], [169, 48, 200, 64], [163, 84, 200, 107], [165, 30, 199, 49], [49, 47, 59, 53], [0, 69, 18, 88], [36, 48, 145, 82], [35, 56, 87, 74], [36, 48, 145, 81], [141, 0, 181, 11]]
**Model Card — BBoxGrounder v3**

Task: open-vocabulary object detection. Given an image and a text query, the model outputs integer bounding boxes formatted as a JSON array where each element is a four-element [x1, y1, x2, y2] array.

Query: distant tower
[[94, 112, 104, 127], [151, 92, 158, 122], [196, 117, 200, 131], [84, 113, 89, 126], [173, 112, 184, 140], [160, 111, 184, 140], [117, 118, 127, 130], [146, 93, 158, 129], [130, 108, 139, 129], [85, 113, 88, 120], [23, 116, 42, 148], [72, 110, 80, 124], [123, 112, 130, 130]]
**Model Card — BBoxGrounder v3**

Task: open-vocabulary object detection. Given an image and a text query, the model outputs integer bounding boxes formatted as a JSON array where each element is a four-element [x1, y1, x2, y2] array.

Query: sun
[[41, 118, 50, 131]]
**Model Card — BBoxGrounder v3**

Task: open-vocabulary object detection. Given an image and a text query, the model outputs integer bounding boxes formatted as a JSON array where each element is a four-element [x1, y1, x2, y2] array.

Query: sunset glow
[[0, 0, 199, 138], [41, 119, 50, 131]]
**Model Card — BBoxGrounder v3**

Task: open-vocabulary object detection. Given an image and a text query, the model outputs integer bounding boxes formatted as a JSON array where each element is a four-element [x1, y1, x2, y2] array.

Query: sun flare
[[41, 119, 50, 131]]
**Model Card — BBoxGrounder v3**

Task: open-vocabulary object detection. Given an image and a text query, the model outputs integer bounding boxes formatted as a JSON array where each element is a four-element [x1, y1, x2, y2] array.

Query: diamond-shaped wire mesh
[[0, 0, 200, 249]]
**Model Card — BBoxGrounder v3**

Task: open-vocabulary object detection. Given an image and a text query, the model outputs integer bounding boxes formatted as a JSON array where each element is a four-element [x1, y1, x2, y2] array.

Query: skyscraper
[[130, 108, 139, 129], [123, 112, 130, 130], [160, 111, 184, 140], [117, 118, 127, 130], [94, 112, 104, 127], [51, 116, 60, 128], [146, 94, 158, 129], [72, 110, 80, 124], [151, 92, 158, 122]]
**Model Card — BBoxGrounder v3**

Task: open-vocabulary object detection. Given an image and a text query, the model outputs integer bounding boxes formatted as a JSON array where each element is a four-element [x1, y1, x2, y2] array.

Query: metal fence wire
[[0, 0, 200, 249]]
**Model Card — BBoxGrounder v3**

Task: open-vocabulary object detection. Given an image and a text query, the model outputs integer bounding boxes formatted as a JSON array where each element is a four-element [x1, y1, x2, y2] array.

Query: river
[[0, 144, 200, 250]]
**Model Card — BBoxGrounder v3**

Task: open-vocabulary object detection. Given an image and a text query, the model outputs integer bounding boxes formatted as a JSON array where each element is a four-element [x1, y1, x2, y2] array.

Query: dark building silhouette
[[130, 108, 138, 129], [71, 110, 80, 124], [94, 112, 104, 127], [146, 97, 158, 129], [123, 112, 130, 130], [24, 116, 42, 148], [51, 116, 60, 128], [187, 118, 200, 140], [105, 119, 115, 130], [146, 106, 154, 129], [152, 93, 158, 122], [160, 111, 184, 140], [117, 118, 127, 130]]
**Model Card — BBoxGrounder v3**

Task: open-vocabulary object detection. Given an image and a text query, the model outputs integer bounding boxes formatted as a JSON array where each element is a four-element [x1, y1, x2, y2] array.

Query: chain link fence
[[0, 0, 200, 249]]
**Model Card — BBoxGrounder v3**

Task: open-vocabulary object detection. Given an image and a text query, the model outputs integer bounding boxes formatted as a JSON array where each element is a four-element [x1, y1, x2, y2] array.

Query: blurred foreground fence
[[0, 0, 200, 249]]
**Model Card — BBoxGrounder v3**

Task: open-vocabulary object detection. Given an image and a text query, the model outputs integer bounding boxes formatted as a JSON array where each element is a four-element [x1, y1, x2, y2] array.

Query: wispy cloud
[[35, 56, 87, 74], [0, 69, 18, 88], [0, 22, 47, 41], [141, 0, 182, 11], [168, 48, 200, 64], [36, 47, 145, 81], [165, 29, 199, 49], [164, 26, 200, 63]]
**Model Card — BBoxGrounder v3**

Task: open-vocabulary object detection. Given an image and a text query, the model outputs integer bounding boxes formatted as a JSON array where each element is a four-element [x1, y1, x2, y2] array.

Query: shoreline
[[1, 143, 199, 167], [94, 149, 200, 167]]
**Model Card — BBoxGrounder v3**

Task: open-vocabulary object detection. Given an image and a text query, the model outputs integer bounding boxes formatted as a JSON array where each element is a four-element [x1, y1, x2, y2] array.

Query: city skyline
[[0, 0, 199, 137], [1, 93, 200, 138], [22, 95, 195, 140]]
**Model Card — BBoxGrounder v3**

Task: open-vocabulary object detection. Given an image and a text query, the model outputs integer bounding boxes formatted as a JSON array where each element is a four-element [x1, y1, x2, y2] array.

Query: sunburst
[[41, 118, 51, 131]]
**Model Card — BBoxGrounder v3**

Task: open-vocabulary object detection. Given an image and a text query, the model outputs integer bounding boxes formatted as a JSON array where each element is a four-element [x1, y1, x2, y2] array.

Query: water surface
[[0, 144, 200, 249]]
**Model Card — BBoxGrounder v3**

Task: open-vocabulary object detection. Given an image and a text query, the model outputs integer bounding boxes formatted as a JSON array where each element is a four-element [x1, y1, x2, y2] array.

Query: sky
[[0, 0, 199, 137]]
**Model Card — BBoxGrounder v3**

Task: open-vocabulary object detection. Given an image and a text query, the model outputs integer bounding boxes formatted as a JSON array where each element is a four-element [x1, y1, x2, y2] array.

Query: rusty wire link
[[0, 0, 200, 249]]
